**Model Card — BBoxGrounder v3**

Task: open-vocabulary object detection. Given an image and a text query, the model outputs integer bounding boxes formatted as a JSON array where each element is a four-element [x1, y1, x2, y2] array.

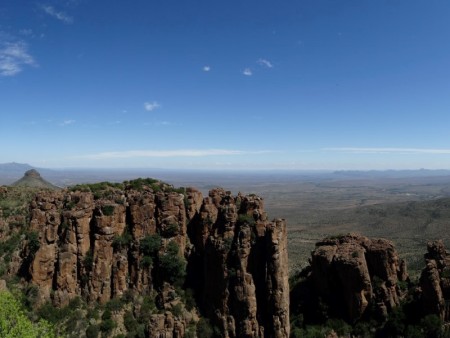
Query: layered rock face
[[24, 183, 289, 337], [307, 234, 408, 322], [420, 240, 450, 321]]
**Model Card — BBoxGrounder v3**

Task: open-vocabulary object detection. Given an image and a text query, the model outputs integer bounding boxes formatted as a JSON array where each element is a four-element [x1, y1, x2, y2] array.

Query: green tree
[[0, 291, 56, 338]]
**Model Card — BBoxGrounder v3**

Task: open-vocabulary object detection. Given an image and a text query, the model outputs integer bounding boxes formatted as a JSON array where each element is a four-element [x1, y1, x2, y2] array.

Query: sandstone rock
[[25, 184, 290, 337], [191, 191, 290, 338], [308, 234, 407, 322], [419, 240, 450, 320]]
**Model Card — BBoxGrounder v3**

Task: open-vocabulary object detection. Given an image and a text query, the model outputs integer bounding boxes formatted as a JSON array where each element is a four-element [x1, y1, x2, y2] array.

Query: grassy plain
[[229, 175, 450, 277]]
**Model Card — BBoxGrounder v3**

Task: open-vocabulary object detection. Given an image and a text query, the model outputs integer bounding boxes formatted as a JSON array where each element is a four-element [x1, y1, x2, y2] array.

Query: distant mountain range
[[332, 169, 450, 179], [0, 162, 35, 174], [2, 162, 450, 187]]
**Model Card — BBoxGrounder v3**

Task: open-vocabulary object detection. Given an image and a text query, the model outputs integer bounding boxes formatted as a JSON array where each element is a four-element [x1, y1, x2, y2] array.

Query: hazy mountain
[[11, 169, 60, 190]]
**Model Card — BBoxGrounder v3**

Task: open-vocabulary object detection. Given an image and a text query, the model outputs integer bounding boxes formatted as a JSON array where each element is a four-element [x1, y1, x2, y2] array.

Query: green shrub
[[126, 178, 159, 191], [196, 318, 214, 338], [171, 303, 183, 317], [0, 291, 56, 338], [237, 213, 255, 225], [141, 255, 153, 267], [83, 251, 94, 272], [138, 295, 157, 323], [159, 253, 186, 285], [420, 314, 442, 337], [0, 232, 21, 256], [100, 318, 115, 333], [27, 231, 40, 256], [101, 205, 115, 216], [86, 324, 99, 338], [112, 231, 132, 251], [166, 241, 180, 256], [140, 234, 161, 257], [124, 311, 138, 332], [105, 298, 123, 312], [37, 301, 68, 323], [301, 326, 333, 338], [384, 306, 406, 336], [441, 268, 450, 279], [162, 223, 179, 238], [326, 318, 351, 336], [184, 288, 196, 311], [159, 242, 186, 285]]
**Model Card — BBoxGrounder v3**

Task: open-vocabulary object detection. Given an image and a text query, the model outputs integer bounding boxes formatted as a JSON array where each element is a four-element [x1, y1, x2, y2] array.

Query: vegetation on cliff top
[[2, 177, 450, 337]]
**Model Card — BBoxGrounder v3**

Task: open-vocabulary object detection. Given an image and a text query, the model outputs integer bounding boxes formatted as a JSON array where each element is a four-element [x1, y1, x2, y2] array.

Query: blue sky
[[1, 0, 450, 170]]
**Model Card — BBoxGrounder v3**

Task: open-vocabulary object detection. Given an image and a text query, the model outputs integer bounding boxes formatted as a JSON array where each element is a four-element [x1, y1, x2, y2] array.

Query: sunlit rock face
[[26, 184, 290, 337]]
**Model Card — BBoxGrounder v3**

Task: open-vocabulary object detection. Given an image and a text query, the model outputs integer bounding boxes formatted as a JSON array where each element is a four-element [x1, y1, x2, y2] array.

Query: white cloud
[[257, 58, 273, 68], [243, 68, 252, 76], [75, 149, 271, 160], [144, 101, 161, 111], [0, 41, 36, 76], [156, 121, 171, 126], [41, 5, 73, 24], [19, 29, 33, 36], [324, 147, 450, 154], [203, 66, 211, 72], [60, 119, 75, 126]]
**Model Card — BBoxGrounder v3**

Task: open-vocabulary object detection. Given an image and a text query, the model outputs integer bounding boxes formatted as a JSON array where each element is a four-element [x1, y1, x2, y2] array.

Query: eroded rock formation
[[420, 240, 450, 321], [299, 233, 408, 323], [23, 182, 289, 337]]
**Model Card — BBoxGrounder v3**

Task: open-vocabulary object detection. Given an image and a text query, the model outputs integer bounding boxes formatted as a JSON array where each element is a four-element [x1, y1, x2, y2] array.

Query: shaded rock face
[[24, 185, 289, 338], [188, 188, 290, 338], [419, 240, 450, 320], [306, 234, 408, 322]]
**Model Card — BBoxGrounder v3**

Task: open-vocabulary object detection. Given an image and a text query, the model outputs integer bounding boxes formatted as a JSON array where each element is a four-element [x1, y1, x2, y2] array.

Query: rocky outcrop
[[419, 240, 450, 321], [22, 182, 289, 337], [188, 188, 290, 338], [304, 234, 408, 322]]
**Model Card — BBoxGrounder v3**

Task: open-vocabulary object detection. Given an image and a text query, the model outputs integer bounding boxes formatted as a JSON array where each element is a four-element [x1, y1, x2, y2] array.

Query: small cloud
[[203, 66, 211, 72], [156, 121, 171, 126], [60, 119, 75, 126], [243, 68, 252, 76], [19, 29, 33, 36], [257, 58, 273, 68], [144, 101, 161, 112], [41, 5, 74, 24], [0, 41, 37, 76], [324, 147, 450, 155]]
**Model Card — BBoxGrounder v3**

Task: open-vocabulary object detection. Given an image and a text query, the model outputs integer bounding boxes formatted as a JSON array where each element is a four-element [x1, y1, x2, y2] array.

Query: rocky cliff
[[419, 240, 450, 321], [292, 234, 408, 323], [18, 181, 289, 337]]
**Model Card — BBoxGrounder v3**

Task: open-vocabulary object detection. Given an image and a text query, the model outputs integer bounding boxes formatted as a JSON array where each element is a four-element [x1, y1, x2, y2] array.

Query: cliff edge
[[16, 180, 289, 337]]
